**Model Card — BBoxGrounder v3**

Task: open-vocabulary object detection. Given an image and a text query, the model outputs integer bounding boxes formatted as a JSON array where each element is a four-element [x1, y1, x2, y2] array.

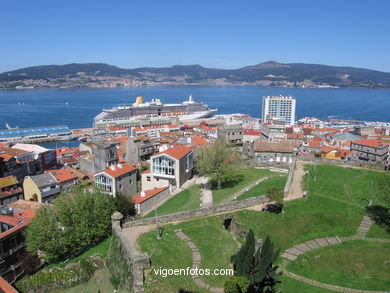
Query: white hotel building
[[261, 95, 296, 126]]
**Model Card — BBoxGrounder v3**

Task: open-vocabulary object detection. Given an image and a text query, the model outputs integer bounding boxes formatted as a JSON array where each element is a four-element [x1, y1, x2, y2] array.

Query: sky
[[1, 0, 390, 73]]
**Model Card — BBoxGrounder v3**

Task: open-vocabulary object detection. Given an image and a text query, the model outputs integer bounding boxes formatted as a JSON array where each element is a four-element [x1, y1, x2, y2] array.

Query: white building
[[262, 96, 296, 126]]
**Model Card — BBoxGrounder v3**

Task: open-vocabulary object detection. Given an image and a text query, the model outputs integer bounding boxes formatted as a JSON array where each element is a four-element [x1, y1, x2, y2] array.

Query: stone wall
[[221, 215, 262, 251], [283, 156, 296, 196], [138, 187, 170, 216], [110, 212, 150, 293], [123, 195, 269, 228]]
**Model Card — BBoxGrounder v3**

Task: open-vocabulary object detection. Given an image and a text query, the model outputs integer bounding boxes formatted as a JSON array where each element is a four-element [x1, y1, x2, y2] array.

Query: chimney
[[140, 191, 146, 197], [118, 164, 123, 169]]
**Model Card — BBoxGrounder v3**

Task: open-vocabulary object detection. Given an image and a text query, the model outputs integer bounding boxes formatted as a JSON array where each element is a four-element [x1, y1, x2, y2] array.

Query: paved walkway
[[196, 177, 213, 208], [285, 160, 305, 201], [174, 229, 223, 293], [281, 216, 390, 292]]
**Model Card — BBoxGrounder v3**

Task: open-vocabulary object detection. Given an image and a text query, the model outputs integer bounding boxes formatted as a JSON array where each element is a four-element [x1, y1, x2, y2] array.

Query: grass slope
[[236, 175, 287, 201], [287, 240, 390, 291], [44, 237, 112, 270], [143, 184, 201, 218], [212, 168, 276, 204], [139, 216, 238, 291]]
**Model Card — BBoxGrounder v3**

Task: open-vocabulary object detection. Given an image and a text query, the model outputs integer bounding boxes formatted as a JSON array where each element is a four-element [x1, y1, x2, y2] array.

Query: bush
[[224, 275, 250, 293], [366, 205, 390, 233], [16, 257, 103, 292], [114, 193, 136, 218], [266, 187, 284, 204]]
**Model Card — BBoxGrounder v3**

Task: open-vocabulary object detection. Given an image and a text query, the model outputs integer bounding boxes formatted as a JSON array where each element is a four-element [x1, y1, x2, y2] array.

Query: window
[[186, 154, 193, 171], [147, 176, 151, 181], [129, 179, 132, 184], [153, 156, 175, 176]]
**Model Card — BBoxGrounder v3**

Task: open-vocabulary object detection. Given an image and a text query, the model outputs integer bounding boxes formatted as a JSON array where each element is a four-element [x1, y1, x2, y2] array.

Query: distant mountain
[[1, 61, 390, 89]]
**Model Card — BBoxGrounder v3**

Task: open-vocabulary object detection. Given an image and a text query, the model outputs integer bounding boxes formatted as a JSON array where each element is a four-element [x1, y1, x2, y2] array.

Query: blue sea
[[1, 86, 390, 130]]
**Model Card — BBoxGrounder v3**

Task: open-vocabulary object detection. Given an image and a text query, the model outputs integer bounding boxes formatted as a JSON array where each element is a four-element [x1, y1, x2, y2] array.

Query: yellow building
[[23, 173, 60, 203], [321, 146, 341, 160]]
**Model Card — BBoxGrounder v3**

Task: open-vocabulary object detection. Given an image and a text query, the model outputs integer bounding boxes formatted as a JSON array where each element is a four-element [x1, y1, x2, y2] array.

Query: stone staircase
[[357, 216, 374, 234], [281, 237, 342, 261]]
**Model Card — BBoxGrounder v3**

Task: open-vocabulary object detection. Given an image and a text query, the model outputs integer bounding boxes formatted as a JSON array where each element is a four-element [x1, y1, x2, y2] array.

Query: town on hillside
[[0, 95, 389, 292]]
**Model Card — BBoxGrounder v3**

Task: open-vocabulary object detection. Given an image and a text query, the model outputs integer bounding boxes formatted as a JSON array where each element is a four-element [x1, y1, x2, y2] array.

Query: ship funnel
[[135, 96, 144, 105]]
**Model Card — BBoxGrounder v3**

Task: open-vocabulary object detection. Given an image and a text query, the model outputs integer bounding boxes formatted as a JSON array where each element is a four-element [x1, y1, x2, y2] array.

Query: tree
[[114, 193, 136, 218], [195, 138, 241, 188], [26, 187, 116, 263], [266, 187, 284, 204], [229, 230, 280, 292]]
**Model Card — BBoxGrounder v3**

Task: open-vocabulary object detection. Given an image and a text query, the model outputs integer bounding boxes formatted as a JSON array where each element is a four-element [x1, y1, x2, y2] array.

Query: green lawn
[[143, 184, 202, 218], [234, 195, 362, 251], [139, 216, 238, 292], [212, 168, 277, 204], [367, 223, 390, 239], [278, 275, 334, 293], [236, 175, 287, 201], [304, 164, 387, 208], [137, 164, 390, 292], [44, 237, 112, 270], [287, 240, 390, 291]]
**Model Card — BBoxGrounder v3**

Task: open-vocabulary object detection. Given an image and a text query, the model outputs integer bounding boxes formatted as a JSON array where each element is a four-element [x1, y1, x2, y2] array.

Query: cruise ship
[[94, 95, 218, 122]]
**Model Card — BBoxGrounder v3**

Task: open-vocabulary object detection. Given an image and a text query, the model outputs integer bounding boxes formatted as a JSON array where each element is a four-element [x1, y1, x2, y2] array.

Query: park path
[[281, 216, 390, 292], [174, 229, 224, 293], [196, 176, 213, 208], [285, 159, 305, 201]]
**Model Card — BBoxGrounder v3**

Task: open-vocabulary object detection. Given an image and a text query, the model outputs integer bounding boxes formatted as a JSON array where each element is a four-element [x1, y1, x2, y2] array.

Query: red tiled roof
[[352, 139, 389, 148], [56, 147, 74, 157], [0, 148, 29, 157], [0, 213, 31, 239], [321, 146, 337, 153], [132, 186, 169, 204], [307, 140, 321, 148], [107, 136, 127, 145], [15, 209, 36, 220], [47, 169, 76, 183], [141, 169, 151, 174], [0, 276, 18, 293], [153, 145, 192, 160], [244, 129, 260, 136], [99, 163, 137, 178], [117, 150, 125, 164], [192, 136, 208, 146]]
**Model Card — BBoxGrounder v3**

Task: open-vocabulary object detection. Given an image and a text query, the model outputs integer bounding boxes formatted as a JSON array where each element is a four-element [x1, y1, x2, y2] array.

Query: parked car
[[263, 203, 283, 214]]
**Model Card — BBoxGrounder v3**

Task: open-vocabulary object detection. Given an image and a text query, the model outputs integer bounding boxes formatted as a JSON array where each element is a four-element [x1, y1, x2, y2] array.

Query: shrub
[[224, 275, 250, 293], [16, 257, 103, 292], [366, 205, 390, 233]]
